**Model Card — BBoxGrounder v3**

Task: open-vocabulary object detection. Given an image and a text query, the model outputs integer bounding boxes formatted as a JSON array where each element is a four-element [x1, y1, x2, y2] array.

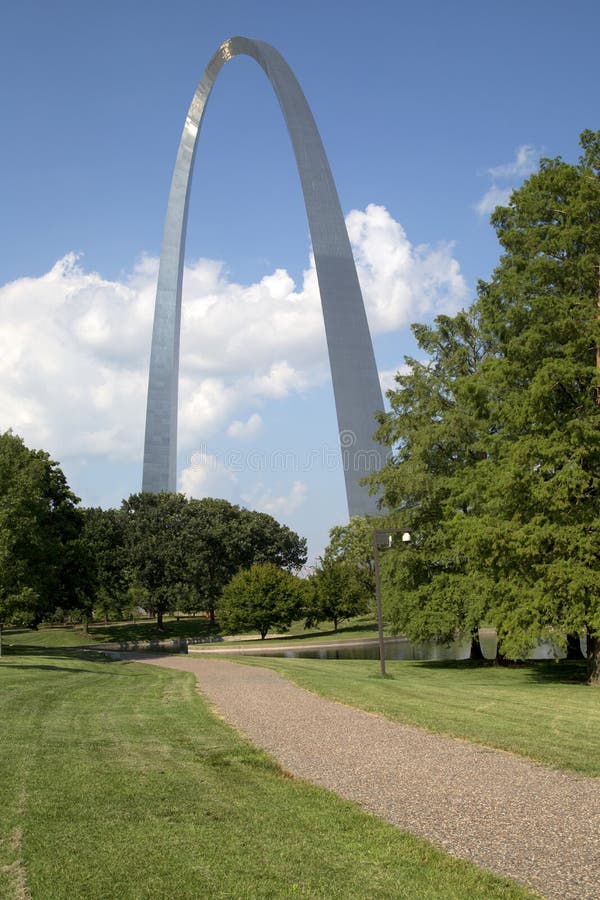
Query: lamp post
[[373, 529, 411, 676]]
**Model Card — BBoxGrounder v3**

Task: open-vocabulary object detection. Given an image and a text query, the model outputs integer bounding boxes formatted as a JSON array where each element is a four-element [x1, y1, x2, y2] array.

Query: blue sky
[[1, 0, 599, 561]]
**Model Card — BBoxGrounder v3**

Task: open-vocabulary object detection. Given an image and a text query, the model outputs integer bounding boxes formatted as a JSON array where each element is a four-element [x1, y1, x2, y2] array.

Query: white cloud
[[0, 254, 152, 460], [0, 205, 467, 471], [475, 145, 538, 216], [379, 364, 411, 395], [486, 145, 537, 179], [241, 480, 308, 517], [180, 452, 308, 518], [475, 186, 513, 216], [347, 205, 468, 329], [180, 451, 238, 501], [227, 413, 263, 440]]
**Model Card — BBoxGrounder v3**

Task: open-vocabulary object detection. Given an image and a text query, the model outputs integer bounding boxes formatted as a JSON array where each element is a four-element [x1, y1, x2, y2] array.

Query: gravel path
[[136, 654, 600, 899]]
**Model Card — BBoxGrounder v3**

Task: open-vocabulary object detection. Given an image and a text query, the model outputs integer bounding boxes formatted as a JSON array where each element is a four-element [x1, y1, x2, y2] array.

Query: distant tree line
[[0, 428, 375, 641], [0, 430, 307, 631]]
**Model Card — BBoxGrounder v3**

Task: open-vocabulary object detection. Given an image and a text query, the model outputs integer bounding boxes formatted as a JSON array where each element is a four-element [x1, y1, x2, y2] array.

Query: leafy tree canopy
[[218, 562, 306, 639], [306, 556, 370, 632], [370, 131, 600, 681], [324, 516, 376, 597], [120, 492, 307, 629], [81, 507, 129, 618], [0, 431, 94, 627]]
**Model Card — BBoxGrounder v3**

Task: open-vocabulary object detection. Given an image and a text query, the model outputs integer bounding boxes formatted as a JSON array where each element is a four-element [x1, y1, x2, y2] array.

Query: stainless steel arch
[[142, 36, 384, 517]]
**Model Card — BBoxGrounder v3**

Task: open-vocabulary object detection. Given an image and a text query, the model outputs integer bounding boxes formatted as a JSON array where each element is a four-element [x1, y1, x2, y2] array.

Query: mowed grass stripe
[[0, 650, 532, 899], [235, 657, 600, 777]]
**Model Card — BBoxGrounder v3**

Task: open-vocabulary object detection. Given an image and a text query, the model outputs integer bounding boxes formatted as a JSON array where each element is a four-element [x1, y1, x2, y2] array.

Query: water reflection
[[246, 634, 572, 662], [259, 637, 471, 661]]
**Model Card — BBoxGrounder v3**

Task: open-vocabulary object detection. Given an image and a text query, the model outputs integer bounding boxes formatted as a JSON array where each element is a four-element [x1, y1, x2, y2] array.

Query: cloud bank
[[0, 204, 468, 506]]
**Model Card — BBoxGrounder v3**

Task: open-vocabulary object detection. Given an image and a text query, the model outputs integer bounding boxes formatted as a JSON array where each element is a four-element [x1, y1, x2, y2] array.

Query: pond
[[256, 637, 471, 661], [209, 631, 574, 662]]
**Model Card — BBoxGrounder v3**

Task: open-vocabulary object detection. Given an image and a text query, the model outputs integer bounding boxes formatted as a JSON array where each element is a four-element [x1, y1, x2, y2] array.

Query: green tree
[[218, 562, 305, 639], [306, 556, 370, 632], [121, 492, 307, 630], [371, 310, 490, 657], [81, 507, 129, 621], [122, 492, 189, 629], [372, 132, 600, 681], [181, 498, 247, 625], [237, 508, 307, 572], [468, 131, 600, 678], [181, 499, 307, 625], [0, 431, 94, 628], [324, 516, 376, 598]]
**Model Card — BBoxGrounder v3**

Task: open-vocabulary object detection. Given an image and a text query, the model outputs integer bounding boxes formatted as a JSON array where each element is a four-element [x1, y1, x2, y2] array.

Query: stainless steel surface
[[143, 36, 385, 517]]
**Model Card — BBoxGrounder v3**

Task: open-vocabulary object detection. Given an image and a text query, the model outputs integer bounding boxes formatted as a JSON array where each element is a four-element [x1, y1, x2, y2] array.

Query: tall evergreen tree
[[372, 132, 600, 682]]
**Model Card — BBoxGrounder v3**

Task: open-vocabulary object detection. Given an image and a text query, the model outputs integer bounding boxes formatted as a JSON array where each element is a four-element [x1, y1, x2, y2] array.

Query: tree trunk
[[494, 646, 507, 666], [470, 631, 484, 660], [587, 628, 600, 685], [209, 607, 216, 626], [157, 608, 164, 630], [333, 617, 338, 632], [565, 633, 584, 660]]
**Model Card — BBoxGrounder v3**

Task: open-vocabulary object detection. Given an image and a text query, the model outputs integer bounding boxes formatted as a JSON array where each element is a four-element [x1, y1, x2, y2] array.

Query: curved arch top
[[142, 36, 384, 517]]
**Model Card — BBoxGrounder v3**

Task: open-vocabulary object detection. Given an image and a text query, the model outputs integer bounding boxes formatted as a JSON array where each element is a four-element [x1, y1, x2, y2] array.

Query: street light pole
[[373, 529, 412, 677], [373, 531, 387, 676]]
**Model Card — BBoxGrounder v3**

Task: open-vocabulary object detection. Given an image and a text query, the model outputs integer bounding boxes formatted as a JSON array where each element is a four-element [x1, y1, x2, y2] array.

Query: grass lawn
[[0, 648, 533, 899], [235, 657, 600, 777], [1, 614, 378, 650], [1, 616, 218, 648]]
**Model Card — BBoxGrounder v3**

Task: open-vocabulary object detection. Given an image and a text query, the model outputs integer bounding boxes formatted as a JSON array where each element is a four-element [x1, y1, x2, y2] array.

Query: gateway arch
[[142, 36, 384, 517]]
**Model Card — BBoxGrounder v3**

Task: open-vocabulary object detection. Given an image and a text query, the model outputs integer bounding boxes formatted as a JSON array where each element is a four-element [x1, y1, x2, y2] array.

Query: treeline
[[0, 430, 307, 631], [369, 130, 600, 683], [0, 428, 376, 638]]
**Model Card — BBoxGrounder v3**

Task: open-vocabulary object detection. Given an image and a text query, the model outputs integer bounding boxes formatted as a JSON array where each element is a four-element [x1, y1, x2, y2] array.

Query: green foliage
[[180, 499, 306, 622], [121, 491, 190, 628], [238, 507, 308, 571], [181, 497, 243, 622], [219, 562, 306, 638], [0, 431, 94, 627], [80, 507, 129, 617], [324, 515, 376, 597], [371, 131, 600, 680], [120, 493, 307, 629], [306, 556, 370, 631]]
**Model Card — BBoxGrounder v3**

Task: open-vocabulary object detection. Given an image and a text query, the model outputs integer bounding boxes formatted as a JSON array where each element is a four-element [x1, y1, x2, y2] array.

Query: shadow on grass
[[0, 661, 140, 675], [86, 618, 219, 643], [414, 658, 589, 685], [0, 644, 141, 670], [3, 618, 220, 648], [2, 644, 97, 658]]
